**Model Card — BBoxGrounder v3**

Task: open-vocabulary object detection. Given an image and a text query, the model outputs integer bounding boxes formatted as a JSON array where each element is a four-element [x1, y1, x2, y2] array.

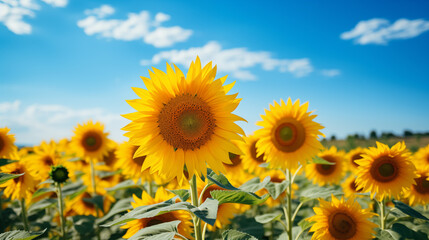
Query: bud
[[49, 165, 69, 183]]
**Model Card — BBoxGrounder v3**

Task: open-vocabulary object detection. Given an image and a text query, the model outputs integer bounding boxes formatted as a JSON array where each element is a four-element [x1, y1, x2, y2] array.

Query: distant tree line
[[329, 129, 429, 141]]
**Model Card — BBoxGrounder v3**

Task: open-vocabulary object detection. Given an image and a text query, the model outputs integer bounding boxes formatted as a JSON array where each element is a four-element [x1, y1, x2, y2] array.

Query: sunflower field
[[1, 57, 429, 240]]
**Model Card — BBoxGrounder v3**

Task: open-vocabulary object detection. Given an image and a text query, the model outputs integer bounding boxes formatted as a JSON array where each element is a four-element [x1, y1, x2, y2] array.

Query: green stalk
[[55, 182, 66, 239], [148, 181, 154, 197], [190, 175, 202, 240], [90, 159, 97, 195], [379, 198, 386, 230], [287, 170, 293, 240], [20, 199, 29, 231]]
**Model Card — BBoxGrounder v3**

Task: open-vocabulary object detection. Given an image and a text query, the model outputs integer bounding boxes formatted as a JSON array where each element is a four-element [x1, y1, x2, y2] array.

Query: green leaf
[[392, 200, 429, 221], [72, 215, 96, 236], [106, 179, 138, 192], [168, 189, 190, 202], [239, 177, 270, 193], [32, 187, 55, 199], [222, 229, 258, 240], [210, 190, 268, 205], [254, 213, 282, 224], [62, 181, 87, 199], [298, 219, 314, 231], [128, 220, 181, 240], [264, 179, 289, 200], [96, 197, 133, 224], [28, 198, 57, 216], [0, 229, 46, 240], [83, 195, 105, 214], [207, 170, 239, 190], [299, 186, 342, 201], [0, 158, 17, 167], [312, 156, 336, 165], [0, 172, 24, 185], [384, 223, 429, 240], [38, 179, 54, 185], [194, 198, 219, 225]]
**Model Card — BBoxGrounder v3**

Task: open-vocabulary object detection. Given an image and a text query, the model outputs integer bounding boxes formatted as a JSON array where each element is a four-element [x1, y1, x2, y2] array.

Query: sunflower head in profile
[[307, 195, 377, 240], [0, 127, 17, 159], [121, 188, 192, 239], [342, 175, 364, 198], [404, 167, 429, 206], [237, 134, 267, 175], [305, 146, 346, 186], [346, 147, 365, 173], [122, 57, 246, 184], [355, 141, 417, 201], [255, 98, 324, 171], [414, 144, 429, 169], [70, 120, 114, 162], [26, 140, 62, 181]]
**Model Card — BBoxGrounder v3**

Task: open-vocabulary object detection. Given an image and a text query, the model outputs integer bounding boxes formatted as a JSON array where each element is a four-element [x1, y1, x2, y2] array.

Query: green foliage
[[0, 172, 24, 184], [97, 197, 133, 224], [392, 200, 429, 221], [255, 213, 282, 224], [128, 221, 181, 240], [210, 190, 268, 205], [0, 229, 46, 240], [264, 179, 289, 200], [0, 158, 17, 167], [312, 156, 336, 165], [168, 189, 190, 202], [73, 215, 96, 238], [299, 186, 342, 201], [221, 229, 258, 240]]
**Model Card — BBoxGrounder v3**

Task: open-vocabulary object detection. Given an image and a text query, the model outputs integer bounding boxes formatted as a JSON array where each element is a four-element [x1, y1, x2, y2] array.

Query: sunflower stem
[[287, 169, 293, 240], [148, 181, 154, 198], [378, 198, 386, 230], [190, 175, 202, 240], [90, 159, 97, 196], [202, 222, 208, 240], [20, 199, 29, 231], [55, 182, 66, 239]]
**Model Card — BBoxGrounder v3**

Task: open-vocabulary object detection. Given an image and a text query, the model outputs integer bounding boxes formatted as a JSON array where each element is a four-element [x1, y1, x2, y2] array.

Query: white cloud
[[341, 18, 429, 45], [141, 41, 314, 81], [0, 0, 67, 34], [78, 5, 193, 48], [321, 69, 341, 77], [0, 100, 127, 145]]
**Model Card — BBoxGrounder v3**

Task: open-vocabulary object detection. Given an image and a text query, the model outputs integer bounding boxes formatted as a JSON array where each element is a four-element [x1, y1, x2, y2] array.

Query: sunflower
[[307, 195, 377, 240], [0, 127, 17, 159], [115, 141, 154, 183], [414, 144, 429, 168], [256, 170, 298, 207], [64, 159, 110, 182], [65, 190, 114, 217], [0, 156, 37, 204], [355, 141, 417, 201], [101, 145, 118, 171], [25, 140, 62, 181], [404, 167, 429, 206], [237, 134, 267, 175], [255, 98, 324, 171], [346, 147, 365, 173], [222, 147, 246, 186], [342, 175, 364, 198], [305, 146, 346, 186], [70, 120, 114, 162], [121, 188, 192, 239], [198, 183, 241, 231], [122, 57, 245, 183], [82, 172, 121, 195]]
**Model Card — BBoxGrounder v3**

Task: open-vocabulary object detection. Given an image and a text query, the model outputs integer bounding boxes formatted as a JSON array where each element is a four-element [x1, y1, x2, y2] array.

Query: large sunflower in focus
[[306, 146, 346, 186], [255, 98, 324, 171], [26, 140, 62, 181], [121, 188, 192, 239], [122, 57, 245, 183], [0, 127, 17, 159], [355, 142, 417, 200], [237, 134, 267, 175], [307, 195, 377, 240], [70, 121, 114, 162], [404, 167, 429, 206]]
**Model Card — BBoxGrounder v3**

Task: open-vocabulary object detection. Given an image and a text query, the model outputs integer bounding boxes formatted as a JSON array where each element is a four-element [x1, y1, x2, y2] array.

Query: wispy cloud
[[77, 5, 192, 48], [140, 41, 314, 81], [321, 69, 341, 77], [0, 0, 67, 34], [0, 100, 127, 145], [341, 18, 429, 45]]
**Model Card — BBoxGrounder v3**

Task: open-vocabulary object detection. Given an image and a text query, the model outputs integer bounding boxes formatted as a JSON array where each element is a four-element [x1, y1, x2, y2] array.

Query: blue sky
[[1, 0, 429, 144]]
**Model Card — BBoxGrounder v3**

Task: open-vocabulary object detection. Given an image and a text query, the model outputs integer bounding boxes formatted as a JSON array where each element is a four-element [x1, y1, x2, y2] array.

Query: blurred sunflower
[[355, 142, 417, 200], [307, 195, 377, 240], [115, 142, 154, 183], [404, 168, 429, 206], [222, 150, 245, 186], [121, 188, 192, 239], [26, 140, 62, 181], [101, 146, 118, 171], [0, 156, 37, 204], [414, 144, 429, 168], [237, 134, 266, 175], [82, 172, 121, 195], [122, 57, 245, 183], [342, 175, 364, 198], [65, 191, 114, 217], [255, 98, 324, 171], [0, 127, 17, 159], [346, 147, 365, 173], [70, 120, 114, 162], [305, 146, 346, 186]]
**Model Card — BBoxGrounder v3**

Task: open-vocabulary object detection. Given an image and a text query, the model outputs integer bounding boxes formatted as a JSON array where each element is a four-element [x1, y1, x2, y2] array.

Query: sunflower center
[[81, 132, 103, 152], [43, 156, 54, 166], [351, 153, 362, 167], [250, 141, 265, 163], [158, 94, 216, 151], [329, 212, 357, 239], [103, 151, 116, 166], [11, 168, 24, 183], [226, 152, 242, 167], [270, 176, 284, 183], [271, 118, 305, 153], [413, 175, 429, 194], [315, 156, 337, 175], [370, 156, 398, 183], [349, 179, 362, 192]]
